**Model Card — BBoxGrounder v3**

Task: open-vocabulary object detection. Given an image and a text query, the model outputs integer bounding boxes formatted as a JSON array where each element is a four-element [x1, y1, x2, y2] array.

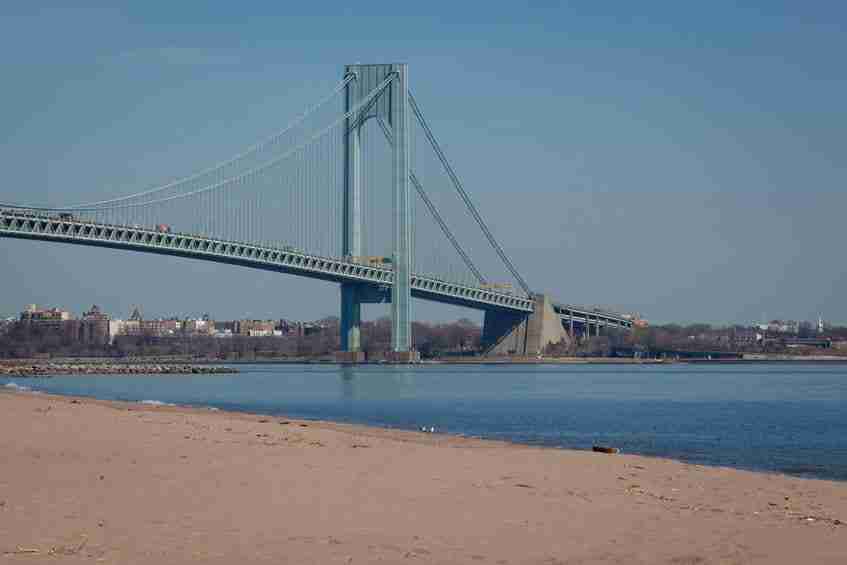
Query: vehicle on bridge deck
[[481, 282, 514, 295], [3, 208, 49, 219], [156, 224, 172, 233], [350, 255, 393, 267]]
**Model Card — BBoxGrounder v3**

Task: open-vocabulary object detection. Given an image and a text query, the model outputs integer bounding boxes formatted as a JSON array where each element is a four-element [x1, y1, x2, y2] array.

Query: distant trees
[[6, 314, 843, 360], [0, 316, 483, 360], [360, 317, 481, 359]]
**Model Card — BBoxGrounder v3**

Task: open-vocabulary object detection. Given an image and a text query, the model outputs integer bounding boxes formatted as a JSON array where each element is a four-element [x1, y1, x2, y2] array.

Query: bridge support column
[[482, 294, 570, 357], [390, 63, 412, 354], [339, 66, 365, 362], [339, 283, 364, 362]]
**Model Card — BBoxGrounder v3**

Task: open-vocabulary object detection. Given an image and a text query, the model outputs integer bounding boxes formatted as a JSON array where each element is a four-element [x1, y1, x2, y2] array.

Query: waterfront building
[[235, 320, 276, 337], [20, 304, 72, 323], [80, 305, 111, 345], [109, 320, 125, 342], [18, 304, 76, 340], [118, 307, 182, 337], [182, 317, 216, 336]]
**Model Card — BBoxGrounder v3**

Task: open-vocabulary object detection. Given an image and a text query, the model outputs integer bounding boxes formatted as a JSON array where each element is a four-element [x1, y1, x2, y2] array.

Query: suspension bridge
[[0, 63, 634, 361]]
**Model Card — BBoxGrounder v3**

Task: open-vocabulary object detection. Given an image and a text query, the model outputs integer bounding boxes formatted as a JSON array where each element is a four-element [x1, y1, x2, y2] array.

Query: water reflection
[[337, 365, 418, 401]]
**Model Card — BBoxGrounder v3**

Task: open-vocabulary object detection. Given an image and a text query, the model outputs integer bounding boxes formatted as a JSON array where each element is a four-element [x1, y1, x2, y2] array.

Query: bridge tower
[[340, 63, 415, 362]]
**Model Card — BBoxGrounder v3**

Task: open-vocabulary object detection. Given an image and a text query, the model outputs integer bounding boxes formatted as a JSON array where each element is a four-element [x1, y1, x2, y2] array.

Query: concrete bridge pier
[[338, 283, 366, 363], [482, 294, 571, 356]]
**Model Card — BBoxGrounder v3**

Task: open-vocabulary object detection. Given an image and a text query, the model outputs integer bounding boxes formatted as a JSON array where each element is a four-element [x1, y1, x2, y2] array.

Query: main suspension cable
[[1, 75, 394, 214], [408, 91, 532, 296], [2, 74, 356, 211], [374, 115, 486, 285]]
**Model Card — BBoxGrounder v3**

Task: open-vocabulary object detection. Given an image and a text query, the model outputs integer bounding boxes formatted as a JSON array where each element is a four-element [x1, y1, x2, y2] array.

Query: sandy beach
[[1, 389, 845, 564]]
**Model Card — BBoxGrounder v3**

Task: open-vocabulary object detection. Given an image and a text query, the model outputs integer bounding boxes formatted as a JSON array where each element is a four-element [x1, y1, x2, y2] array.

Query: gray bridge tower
[[339, 63, 414, 362]]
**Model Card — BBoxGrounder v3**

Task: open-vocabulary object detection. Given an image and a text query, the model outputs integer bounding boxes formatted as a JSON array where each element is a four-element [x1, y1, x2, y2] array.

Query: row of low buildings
[[756, 318, 827, 335], [11, 304, 328, 345]]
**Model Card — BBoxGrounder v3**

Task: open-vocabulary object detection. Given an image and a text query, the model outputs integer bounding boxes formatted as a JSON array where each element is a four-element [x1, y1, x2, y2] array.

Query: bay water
[[4, 362, 846, 480]]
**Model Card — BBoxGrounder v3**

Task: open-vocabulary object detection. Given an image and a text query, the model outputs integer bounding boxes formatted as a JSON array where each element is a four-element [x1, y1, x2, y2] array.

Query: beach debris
[[48, 535, 88, 556], [299, 423, 309, 428], [278, 421, 291, 425], [351, 443, 370, 448], [13, 547, 41, 554], [420, 426, 436, 433], [258, 419, 269, 423], [592, 445, 620, 454], [515, 483, 535, 489], [99, 475, 104, 481]]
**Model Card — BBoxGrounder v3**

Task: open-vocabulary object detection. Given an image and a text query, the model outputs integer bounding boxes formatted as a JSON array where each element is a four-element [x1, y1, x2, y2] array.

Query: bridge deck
[[0, 211, 633, 329], [0, 212, 533, 313]]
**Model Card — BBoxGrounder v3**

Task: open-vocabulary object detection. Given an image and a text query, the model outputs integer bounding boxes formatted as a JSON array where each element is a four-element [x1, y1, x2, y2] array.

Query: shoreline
[[0, 362, 237, 377], [2, 388, 845, 563], [2, 385, 843, 484], [5, 386, 847, 488], [3, 356, 846, 369]]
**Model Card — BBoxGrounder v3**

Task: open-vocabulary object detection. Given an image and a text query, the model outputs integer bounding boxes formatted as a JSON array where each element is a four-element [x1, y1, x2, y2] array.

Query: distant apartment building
[[18, 304, 77, 340], [235, 320, 276, 337], [765, 320, 799, 334], [142, 319, 181, 336], [0, 317, 16, 336], [278, 319, 329, 337], [121, 319, 182, 337], [731, 328, 761, 346], [17, 304, 112, 345], [20, 304, 72, 323], [80, 305, 111, 345], [109, 320, 125, 342], [118, 307, 182, 337], [182, 317, 216, 336]]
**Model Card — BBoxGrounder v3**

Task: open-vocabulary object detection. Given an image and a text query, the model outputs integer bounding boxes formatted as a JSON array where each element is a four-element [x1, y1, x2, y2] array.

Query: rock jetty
[[0, 363, 237, 377]]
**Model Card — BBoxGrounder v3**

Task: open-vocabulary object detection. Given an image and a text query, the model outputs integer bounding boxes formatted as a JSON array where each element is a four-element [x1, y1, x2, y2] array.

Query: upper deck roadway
[[0, 210, 633, 331]]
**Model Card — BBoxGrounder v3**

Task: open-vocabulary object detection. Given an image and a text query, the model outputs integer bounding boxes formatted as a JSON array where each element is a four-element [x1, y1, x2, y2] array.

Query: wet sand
[[1, 390, 845, 564]]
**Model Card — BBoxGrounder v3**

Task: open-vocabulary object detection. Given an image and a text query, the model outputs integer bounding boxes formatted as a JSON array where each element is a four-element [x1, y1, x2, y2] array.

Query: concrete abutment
[[482, 294, 571, 356]]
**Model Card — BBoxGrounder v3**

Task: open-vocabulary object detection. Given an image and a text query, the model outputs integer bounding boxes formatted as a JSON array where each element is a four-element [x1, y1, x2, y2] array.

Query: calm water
[[4, 363, 847, 481]]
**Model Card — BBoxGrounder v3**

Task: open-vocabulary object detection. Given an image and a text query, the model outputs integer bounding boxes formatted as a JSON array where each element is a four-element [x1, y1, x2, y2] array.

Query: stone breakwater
[[0, 363, 237, 377]]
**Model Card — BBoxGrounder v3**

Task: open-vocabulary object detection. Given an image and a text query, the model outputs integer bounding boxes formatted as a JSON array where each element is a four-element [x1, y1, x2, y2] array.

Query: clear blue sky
[[1, 2, 845, 325]]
